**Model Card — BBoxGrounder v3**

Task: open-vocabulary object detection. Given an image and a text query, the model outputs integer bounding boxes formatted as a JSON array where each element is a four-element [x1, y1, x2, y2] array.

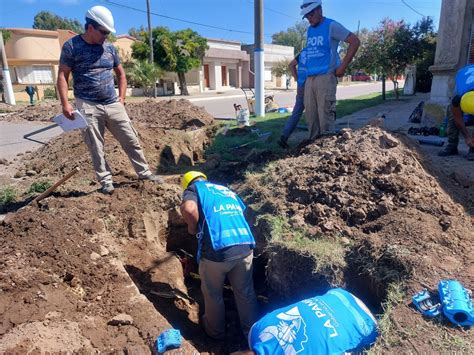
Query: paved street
[[0, 82, 387, 161], [0, 121, 63, 162], [190, 82, 388, 119]]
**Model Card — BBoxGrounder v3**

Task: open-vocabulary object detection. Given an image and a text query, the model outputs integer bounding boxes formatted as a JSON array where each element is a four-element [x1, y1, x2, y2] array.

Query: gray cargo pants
[[76, 98, 152, 186], [199, 252, 259, 339], [304, 73, 337, 140]]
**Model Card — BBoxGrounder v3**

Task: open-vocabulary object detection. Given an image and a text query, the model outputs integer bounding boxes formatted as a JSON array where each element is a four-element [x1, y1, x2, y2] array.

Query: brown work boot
[[438, 144, 458, 157]]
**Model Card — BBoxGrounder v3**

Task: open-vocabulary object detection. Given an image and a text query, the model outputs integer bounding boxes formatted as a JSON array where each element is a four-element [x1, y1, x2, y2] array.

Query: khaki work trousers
[[199, 252, 259, 339], [304, 73, 337, 140], [445, 104, 460, 147], [76, 99, 151, 186]]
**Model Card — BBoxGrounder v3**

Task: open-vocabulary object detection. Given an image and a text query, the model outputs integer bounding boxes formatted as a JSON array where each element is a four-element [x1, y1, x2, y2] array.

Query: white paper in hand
[[53, 110, 88, 132]]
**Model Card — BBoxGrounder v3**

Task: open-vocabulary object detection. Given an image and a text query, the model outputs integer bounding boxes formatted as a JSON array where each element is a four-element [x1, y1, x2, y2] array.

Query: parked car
[[352, 72, 372, 82]]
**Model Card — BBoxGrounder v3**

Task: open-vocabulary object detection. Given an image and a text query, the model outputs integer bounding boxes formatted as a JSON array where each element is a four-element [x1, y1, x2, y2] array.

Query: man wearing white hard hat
[[57, 5, 163, 194], [438, 64, 474, 160], [300, 0, 360, 141]]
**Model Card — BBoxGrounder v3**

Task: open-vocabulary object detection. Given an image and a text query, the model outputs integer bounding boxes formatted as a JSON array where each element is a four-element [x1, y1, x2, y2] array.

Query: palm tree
[[126, 60, 163, 97]]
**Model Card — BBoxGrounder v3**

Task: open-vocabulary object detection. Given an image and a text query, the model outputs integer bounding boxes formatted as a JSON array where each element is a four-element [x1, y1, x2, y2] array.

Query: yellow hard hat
[[181, 171, 207, 190], [460, 91, 474, 114]]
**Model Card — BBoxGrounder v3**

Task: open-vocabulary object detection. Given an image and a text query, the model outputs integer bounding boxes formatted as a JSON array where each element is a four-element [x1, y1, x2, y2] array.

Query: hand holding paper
[[53, 110, 89, 132]]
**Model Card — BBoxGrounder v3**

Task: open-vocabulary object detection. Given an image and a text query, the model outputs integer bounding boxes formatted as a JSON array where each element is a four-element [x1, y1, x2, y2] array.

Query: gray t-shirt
[[328, 19, 351, 73], [60, 35, 120, 105]]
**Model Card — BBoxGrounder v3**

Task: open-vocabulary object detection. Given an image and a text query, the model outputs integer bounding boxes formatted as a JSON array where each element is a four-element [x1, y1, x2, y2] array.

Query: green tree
[[343, 28, 370, 75], [356, 19, 419, 98], [132, 27, 208, 96], [33, 11, 82, 33], [128, 26, 146, 41], [271, 59, 292, 89], [126, 60, 163, 97], [1, 29, 12, 42], [412, 17, 437, 92], [272, 21, 308, 55]]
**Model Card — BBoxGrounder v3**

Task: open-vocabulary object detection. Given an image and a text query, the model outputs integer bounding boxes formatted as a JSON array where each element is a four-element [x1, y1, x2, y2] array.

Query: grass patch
[[337, 89, 401, 118], [368, 282, 405, 352], [207, 90, 403, 161], [431, 330, 474, 352], [368, 282, 474, 353], [27, 180, 52, 195], [0, 186, 18, 207], [206, 112, 290, 160], [260, 214, 347, 274]]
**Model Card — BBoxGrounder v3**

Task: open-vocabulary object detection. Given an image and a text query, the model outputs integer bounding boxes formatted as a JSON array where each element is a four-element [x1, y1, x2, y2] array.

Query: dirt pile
[[0, 181, 203, 353], [7, 99, 215, 183], [0, 99, 248, 353], [126, 99, 215, 130], [2, 99, 215, 131], [2, 100, 62, 122], [238, 126, 474, 352]]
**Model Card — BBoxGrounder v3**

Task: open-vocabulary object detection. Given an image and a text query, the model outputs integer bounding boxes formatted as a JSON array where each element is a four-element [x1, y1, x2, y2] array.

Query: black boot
[[466, 147, 474, 161], [438, 144, 458, 157], [277, 136, 289, 149]]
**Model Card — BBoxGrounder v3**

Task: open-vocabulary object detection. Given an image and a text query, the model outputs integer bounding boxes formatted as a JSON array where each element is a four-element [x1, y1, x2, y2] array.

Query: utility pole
[[254, 0, 265, 117], [0, 33, 15, 105], [146, 0, 157, 97]]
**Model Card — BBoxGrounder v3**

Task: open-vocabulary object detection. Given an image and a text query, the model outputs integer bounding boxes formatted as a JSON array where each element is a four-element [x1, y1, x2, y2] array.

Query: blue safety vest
[[306, 18, 340, 76], [195, 181, 255, 259], [249, 288, 378, 355], [454, 64, 474, 96], [297, 49, 308, 87]]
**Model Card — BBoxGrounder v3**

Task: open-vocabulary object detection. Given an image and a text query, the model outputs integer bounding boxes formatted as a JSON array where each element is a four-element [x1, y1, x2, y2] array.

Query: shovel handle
[[32, 167, 80, 204]]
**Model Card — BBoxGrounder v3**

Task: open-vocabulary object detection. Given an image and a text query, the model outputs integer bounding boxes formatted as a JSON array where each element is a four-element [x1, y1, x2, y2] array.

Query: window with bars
[[14, 66, 54, 84]]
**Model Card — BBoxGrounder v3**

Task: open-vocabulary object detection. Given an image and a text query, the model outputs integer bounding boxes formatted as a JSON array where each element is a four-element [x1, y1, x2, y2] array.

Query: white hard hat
[[300, 0, 322, 18], [85, 5, 116, 33]]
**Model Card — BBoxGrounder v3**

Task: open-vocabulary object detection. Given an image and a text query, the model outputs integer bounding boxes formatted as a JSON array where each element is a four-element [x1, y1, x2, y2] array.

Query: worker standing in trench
[[57, 5, 163, 195], [180, 171, 259, 340]]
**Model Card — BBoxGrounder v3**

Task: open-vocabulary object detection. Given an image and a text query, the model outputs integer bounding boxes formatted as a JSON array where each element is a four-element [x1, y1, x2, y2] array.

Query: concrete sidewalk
[[288, 92, 471, 156], [338, 92, 470, 153], [336, 92, 430, 132], [127, 81, 383, 102]]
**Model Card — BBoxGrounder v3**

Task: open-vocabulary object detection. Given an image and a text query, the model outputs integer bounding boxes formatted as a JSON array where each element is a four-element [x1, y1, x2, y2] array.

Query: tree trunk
[[177, 72, 189, 96]]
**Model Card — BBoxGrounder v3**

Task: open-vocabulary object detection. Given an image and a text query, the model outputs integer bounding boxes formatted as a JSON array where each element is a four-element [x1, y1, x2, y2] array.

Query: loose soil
[[237, 127, 473, 352], [1, 99, 473, 353]]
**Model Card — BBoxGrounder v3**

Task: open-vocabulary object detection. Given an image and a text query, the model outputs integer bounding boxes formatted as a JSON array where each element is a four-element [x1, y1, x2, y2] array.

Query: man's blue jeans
[[282, 85, 305, 141]]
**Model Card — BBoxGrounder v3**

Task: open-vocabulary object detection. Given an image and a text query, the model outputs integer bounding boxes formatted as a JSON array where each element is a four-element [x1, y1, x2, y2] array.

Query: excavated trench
[[121, 205, 392, 354]]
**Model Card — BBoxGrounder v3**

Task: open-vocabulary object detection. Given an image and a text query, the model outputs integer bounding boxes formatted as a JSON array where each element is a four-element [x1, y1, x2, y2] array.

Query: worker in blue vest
[[300, 0, 360, 140], [248, 288, 378, 355], [438, 65, 474, 160], [278, 48, 308, 149], [180, 171, 259, 340]]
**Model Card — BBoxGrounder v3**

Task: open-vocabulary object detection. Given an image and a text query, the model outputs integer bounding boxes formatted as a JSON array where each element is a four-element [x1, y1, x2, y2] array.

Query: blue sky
[[1, 0, 442, 43]]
